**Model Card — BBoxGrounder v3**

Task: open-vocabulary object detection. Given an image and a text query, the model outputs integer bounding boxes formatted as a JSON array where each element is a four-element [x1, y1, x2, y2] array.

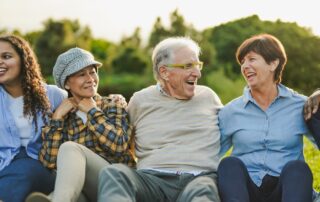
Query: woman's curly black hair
[[0, 35, 50, 131]]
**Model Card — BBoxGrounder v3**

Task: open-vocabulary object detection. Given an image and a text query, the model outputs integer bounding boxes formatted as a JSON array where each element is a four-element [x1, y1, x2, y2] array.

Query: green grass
[[304, 138, 320, 191]]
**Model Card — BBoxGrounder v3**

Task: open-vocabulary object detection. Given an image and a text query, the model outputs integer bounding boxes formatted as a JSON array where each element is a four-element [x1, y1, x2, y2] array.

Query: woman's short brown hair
[[236, 34, 287, 84]]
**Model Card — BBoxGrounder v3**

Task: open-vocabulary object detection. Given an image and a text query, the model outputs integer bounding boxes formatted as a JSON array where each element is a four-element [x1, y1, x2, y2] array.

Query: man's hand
[[109, 94, 127, 108], [304, 89, 320, 120]]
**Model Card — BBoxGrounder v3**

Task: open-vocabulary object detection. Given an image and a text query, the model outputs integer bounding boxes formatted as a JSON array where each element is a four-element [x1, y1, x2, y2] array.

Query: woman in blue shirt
[[0, 35, 66, 202], [218, 34, 318, 202]]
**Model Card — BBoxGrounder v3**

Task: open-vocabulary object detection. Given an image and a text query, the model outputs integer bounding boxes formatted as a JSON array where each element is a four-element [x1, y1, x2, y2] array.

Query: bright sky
[[1, 0, 319, 42]]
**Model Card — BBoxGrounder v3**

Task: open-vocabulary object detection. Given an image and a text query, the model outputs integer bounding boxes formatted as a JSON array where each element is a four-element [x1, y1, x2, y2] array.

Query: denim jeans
[[0, 147, 55, 202]]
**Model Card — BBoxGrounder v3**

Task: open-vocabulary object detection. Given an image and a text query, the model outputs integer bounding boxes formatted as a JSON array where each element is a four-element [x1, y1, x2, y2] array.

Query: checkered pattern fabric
[[39, 94, 135, 169]]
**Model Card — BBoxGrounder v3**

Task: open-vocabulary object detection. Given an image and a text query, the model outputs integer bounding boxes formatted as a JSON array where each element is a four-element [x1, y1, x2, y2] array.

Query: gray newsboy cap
[[53, 47, 102, 89]]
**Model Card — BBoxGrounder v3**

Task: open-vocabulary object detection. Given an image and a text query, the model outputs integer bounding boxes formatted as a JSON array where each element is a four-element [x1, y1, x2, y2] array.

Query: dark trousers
[[217, 156, 313, 202], [0, 148, 55, 202]]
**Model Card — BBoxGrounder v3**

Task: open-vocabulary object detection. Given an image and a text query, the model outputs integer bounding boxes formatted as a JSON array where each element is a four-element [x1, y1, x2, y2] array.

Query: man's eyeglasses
[[165, 61, 203, 71]]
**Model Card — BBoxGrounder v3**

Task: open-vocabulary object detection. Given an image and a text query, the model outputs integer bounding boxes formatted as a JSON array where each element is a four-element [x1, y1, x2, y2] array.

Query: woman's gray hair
[[151, 37, 201, 81]]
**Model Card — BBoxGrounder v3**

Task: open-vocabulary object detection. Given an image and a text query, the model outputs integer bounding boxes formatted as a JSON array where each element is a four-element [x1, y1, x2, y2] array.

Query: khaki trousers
[[53, 142, 110, 202]]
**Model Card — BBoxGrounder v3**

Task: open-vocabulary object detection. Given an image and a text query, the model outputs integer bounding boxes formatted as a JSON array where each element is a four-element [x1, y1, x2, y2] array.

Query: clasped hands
[[52, 94, 126, 120], [52, 98, 99, 120]]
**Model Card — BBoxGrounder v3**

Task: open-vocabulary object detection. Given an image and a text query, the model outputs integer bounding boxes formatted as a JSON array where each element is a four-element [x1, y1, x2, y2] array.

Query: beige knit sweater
[[128, 85, 223, 173]]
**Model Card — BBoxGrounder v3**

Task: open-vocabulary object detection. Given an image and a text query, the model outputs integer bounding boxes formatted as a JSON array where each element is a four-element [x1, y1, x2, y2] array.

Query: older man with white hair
[[98, 37, 222, 202]]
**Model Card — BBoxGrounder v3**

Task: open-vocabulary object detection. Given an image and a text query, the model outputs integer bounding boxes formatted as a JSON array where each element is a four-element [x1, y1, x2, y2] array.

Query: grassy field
[[304, 138, 320, 191]]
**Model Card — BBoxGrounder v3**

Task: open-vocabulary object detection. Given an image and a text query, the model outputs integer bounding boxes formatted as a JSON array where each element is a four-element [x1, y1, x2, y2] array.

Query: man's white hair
[[151, 37, 201, 81]]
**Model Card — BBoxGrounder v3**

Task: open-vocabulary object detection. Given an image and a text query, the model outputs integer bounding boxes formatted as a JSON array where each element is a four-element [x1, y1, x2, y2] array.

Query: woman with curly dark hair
[[0, 35, 66, 202]]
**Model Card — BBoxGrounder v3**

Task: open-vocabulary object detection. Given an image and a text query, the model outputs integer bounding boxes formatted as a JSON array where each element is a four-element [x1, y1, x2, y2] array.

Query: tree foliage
[[112, 28, 149, 74], [204, 15, 320, 94], [34, 19, 92, 76], [111, 46, 149, 74], [148, 17, 171, 49], [90, 38, 115, 73], [148, 9, 199, 49], [2, 12, 319, 95]]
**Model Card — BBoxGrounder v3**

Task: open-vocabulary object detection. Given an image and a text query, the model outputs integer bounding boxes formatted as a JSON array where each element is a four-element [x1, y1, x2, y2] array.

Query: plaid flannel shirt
[[39, 94, 135, 169]]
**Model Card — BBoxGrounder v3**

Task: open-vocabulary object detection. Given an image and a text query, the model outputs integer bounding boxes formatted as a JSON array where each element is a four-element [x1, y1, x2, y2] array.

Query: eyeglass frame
[[164, 61, 203, 71]]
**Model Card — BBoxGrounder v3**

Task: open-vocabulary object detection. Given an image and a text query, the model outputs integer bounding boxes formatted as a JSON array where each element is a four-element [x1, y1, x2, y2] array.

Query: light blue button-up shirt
[[0, 84, 66, 171], [219, 84, 317, 186]]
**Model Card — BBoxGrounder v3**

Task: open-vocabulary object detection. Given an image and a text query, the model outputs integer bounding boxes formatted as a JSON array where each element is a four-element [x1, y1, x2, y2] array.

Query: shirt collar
[[242, 84, 292, 108], [156, 82, 170, 97], [0, 85, 11, 99], [0, 85, 5, 94]]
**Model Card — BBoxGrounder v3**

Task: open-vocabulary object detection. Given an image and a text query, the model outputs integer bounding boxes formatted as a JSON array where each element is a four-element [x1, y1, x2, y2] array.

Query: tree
[[148, 17, 170, 49], [34, 19, 92, 76], [147, 9, 200, 50], [24, 31, 42, 47], [205, 15, 265, 78], [267, 22, 320, 94], [111, 46, 149, 74], [121, 27, 142, 48], [169, 9, 187, 36], [204, 15, 320, 93], [90, 38, 115, 73], [111, 28, 149, 74]]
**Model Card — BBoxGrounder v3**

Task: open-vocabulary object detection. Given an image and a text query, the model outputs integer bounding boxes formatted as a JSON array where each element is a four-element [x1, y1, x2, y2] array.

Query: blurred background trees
[[4, 10, 319, 115], [2, 9, 320, 191], [8, 11, 318, 101]]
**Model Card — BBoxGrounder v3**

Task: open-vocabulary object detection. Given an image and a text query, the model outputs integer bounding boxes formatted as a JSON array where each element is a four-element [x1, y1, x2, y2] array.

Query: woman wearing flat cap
[[26, 47, 135, 202]]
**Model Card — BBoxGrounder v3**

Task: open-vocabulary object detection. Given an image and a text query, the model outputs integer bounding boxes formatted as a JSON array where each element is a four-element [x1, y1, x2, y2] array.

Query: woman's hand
[[77, 97, 97, 113], [52, 98, 77, 120], [304, 89, 320, 120]]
